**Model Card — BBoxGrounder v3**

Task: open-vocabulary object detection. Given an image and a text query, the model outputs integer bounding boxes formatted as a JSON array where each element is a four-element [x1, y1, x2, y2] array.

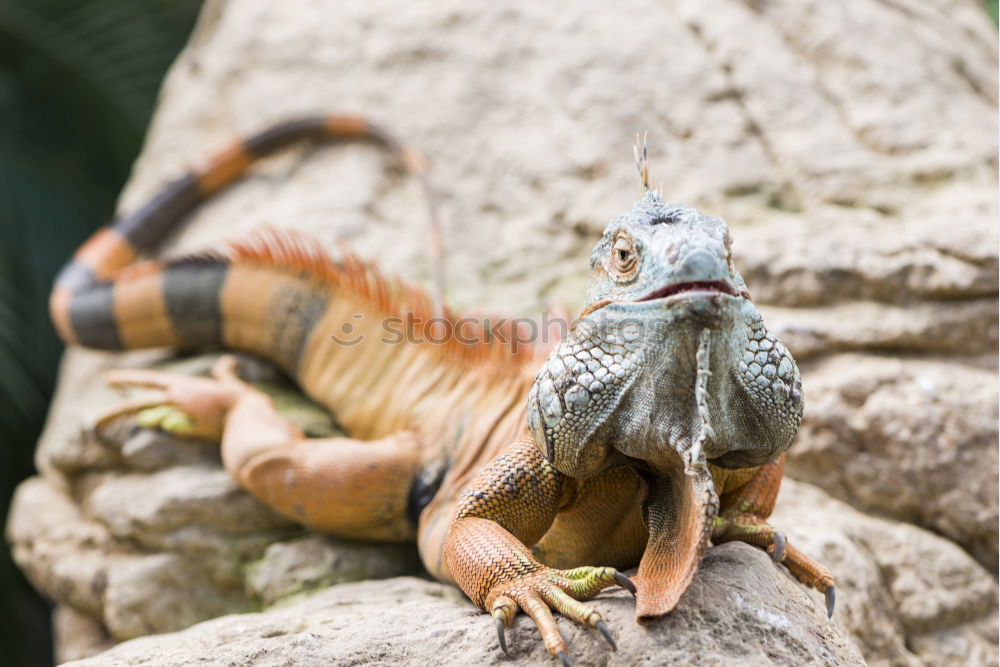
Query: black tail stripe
[[68, 284, 122, 350], [244, 118, 331, 157], [55, 261, 98, 292], [162, 262, 229, 349], [116, 173, 202, 250]]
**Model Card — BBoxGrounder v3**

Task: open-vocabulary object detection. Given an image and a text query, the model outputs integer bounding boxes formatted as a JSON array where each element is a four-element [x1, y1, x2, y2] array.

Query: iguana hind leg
[[235, 431, 421, 542], [108, 355, 423, 542], [711, 455, 836, 617]]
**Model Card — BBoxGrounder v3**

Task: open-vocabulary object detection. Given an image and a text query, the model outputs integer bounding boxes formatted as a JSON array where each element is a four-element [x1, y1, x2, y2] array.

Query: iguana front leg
[[444, 438, 634, 664], [107, 355, 423, 542], [711, 455, 836, 617]]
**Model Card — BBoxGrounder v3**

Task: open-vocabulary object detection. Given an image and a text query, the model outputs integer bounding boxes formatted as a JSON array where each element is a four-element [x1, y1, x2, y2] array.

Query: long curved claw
[[772, 540, 837, 621], [490, 596, 517, 657], [557, 651, 572, 667], [495, 615, 509, 656], [613, 571, 636, 597], [594, 620, 617, 650], [771, 530, 786, 563]]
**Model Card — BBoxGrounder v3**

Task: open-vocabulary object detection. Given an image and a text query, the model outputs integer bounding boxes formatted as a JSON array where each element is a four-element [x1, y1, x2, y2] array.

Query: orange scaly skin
[[53, 119, 834, 664]]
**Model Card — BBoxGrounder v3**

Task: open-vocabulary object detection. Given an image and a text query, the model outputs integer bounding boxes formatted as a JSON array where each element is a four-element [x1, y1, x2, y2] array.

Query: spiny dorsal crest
[[633, 132, 664, 198], [209, 227, 537, 368]]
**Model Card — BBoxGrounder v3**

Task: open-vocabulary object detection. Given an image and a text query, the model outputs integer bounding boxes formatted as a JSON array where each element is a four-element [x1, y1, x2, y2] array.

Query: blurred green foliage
[[0, 1, 201, 664], [988, 0, 999, 23]]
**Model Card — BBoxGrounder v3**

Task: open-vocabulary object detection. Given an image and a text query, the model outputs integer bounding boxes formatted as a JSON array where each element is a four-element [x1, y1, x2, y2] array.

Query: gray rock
[[737, 205, 999, 309], [116, 428, 218, 471], [760, 299, 997, 360], [7, 359, 421, 644], [101, 551, 251, 640], [7, 477, 111, 619], [245, 534, 423, 607], [80, 466, 297, 564], [65, 548, 864, 667], [53, 605, 114, 665], [789, 355, 999, 568], [772, 479, 998, 667]]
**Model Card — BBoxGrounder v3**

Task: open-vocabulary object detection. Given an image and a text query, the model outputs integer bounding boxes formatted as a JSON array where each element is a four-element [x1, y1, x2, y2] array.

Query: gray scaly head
[[526, 136, 804, 618]]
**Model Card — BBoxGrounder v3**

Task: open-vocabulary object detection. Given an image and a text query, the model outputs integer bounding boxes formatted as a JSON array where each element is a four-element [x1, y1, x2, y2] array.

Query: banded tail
[[50, 115, 441, 362]]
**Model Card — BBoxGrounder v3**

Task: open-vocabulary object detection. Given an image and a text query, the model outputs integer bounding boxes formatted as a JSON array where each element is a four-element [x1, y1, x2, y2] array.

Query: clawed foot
[[103, 355, 254, 440], [714, 513, 836, 618], [489, 566, 634, 664], [773, 539, 836, 619]]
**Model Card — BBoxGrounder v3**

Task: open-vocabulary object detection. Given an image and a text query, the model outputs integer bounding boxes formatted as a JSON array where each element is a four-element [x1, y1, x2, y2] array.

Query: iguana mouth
[[578, 280, 747, 319], [637, 280, 741, 302]]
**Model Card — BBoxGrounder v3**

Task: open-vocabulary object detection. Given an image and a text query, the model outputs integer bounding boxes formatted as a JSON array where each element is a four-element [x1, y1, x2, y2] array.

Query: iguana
[[50, 115, 835, 664]]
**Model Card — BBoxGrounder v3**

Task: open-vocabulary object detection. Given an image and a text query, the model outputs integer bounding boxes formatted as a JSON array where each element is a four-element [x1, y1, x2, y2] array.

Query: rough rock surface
[[788, 356, 999, 569], [8, 353, 423, 644], [65, 546, 865, 667], [7, 0, 998, 664], [773, 480, 998, 667]]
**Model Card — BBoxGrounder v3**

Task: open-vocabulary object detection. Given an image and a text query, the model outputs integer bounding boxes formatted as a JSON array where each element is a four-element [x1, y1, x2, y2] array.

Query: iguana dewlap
[[51, 116, 835, 664]]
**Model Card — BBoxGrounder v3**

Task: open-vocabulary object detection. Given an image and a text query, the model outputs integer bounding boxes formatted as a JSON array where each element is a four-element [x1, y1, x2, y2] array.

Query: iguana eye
[[610, 233, 637, 278]]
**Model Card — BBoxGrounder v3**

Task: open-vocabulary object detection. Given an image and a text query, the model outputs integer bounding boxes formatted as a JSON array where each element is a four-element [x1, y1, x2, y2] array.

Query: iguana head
[[579, 189, 748, 314], [527, 187, 801, 477], [525, 182, 803, 619]]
